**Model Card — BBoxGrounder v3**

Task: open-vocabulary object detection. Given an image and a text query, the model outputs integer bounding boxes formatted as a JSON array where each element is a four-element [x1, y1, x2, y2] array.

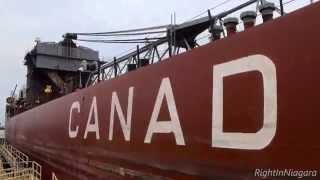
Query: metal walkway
[[0, 139, 41, 180]]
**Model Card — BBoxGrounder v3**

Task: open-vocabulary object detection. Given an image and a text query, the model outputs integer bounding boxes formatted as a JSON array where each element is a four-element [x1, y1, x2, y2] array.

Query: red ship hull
[[5, 2, 320, 180]]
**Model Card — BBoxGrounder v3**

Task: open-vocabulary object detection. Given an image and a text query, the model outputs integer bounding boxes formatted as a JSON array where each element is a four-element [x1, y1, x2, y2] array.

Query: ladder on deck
[[0, 139, 41, 180]]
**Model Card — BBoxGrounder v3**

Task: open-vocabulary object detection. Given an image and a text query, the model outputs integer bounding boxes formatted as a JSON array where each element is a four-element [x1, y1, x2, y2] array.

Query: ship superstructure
[[6, 39, 100, 118]]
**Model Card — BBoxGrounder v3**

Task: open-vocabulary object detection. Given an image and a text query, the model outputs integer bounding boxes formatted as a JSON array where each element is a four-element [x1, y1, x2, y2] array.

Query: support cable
[[76, 30, 166, 37], [185, 0, 235, 22], [75, 25, 169, 35], [77, 39, 159, 44]]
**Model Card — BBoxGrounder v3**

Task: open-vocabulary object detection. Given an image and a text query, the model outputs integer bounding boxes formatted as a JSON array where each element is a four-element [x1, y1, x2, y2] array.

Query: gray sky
[[0, 0, 314, 125]]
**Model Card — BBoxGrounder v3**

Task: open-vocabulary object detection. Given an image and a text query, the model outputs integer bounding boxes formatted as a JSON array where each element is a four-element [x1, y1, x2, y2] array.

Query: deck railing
[[0, 139, 41, 180]]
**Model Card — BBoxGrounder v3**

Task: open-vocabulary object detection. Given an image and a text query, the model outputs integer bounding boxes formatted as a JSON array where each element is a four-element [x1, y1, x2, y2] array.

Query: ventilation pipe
[[209, 25, 223, 41], [223, 17, 239, 36], [240, 11, 257, 29], [259, 2, 276, 22]]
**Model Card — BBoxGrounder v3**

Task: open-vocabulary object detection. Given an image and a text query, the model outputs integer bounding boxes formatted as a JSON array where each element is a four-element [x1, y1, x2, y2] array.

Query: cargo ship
[[4, 0, 320, 179]]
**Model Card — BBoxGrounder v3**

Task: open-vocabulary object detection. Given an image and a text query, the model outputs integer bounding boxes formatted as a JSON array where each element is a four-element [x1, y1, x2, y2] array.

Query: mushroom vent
[[240, 11, 257, 29], [223, 17, 239, 36], [259, 2, 276, 22], [209, 25, 223, 41]]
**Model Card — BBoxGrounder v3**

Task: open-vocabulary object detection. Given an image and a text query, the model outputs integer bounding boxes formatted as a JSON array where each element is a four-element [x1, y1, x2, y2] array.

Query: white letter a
[[84, 96, 100, 140], [144, 77, 185, 145]]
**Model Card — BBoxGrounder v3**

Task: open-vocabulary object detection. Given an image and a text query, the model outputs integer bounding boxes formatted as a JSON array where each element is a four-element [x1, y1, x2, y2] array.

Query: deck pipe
[[240, 11, 257, 29], [259, 2, 276, 22], [209, 25, 224, 41], [223, 17, 239, 36]]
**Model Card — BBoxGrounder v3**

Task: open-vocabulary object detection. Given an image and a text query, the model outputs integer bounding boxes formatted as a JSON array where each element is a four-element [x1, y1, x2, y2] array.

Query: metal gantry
[[62, 0, 311, 87], [80, 0, 260, 86]]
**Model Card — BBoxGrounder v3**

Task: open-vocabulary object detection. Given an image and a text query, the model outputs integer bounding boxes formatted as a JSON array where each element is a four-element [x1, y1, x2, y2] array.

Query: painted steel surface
[[5, 2, 320, 180]]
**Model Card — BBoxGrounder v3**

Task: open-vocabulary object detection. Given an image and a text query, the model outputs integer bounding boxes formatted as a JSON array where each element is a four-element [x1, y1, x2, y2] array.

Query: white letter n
[[212, 55, 277, 150], [109, 87, 134, 141]]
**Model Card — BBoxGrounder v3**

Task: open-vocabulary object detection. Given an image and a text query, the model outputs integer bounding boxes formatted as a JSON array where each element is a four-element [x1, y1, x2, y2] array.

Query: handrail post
[[113, 57, 117, 77], [280, 0, 284, 16]]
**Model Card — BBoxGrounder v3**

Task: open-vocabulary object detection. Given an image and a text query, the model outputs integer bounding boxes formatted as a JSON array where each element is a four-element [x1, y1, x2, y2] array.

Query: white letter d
[[212, 55, 277, 150]]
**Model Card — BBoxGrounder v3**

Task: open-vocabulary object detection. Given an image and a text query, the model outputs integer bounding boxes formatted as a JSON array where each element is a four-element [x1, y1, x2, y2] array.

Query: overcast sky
[[0, 0, 315, 125]]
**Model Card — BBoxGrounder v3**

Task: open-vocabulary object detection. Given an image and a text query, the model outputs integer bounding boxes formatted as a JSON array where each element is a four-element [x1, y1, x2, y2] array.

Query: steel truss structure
[[64, 0, 300, 86]]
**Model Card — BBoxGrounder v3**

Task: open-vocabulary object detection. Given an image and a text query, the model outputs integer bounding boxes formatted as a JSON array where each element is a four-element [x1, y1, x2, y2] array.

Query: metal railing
[[0, 139, 41, 180]]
